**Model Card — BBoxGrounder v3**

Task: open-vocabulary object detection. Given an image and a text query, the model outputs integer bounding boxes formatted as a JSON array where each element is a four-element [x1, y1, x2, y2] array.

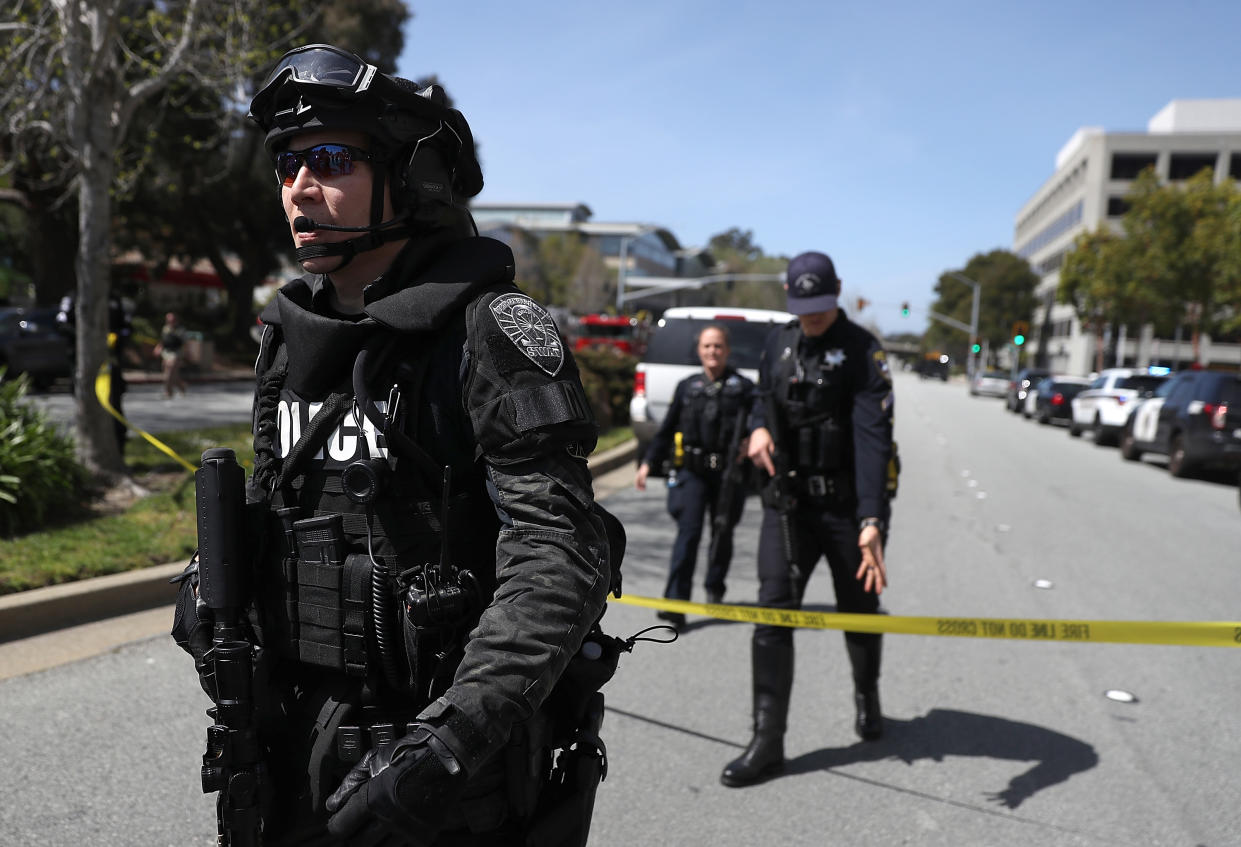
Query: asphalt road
[[3, 371, 1239, 846], [25, 378, 256, 434]]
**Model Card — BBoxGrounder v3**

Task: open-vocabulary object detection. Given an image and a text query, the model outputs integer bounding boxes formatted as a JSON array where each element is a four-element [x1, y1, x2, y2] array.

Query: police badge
[[489, 294, 565, 376]]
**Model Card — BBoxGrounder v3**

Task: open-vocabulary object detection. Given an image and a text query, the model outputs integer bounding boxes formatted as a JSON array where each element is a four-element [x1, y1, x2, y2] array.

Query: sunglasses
[[275, 143, 372, 187]]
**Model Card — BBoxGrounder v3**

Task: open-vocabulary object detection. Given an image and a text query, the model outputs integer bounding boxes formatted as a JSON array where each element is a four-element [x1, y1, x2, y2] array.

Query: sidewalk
[[0, 439, 639, 644]]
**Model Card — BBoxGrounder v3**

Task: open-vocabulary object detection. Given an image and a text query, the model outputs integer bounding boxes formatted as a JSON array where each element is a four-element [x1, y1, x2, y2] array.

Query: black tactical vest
[[770, 323, 850, 473], [679, 370, 751, 454]]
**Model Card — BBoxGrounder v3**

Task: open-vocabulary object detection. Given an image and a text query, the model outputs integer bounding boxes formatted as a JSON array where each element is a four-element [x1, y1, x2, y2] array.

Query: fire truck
[[573, 314, 648, 355]]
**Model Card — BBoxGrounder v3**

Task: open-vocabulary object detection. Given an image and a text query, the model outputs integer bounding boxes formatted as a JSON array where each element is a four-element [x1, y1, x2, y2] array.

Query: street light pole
[[948, 272, 982, 381], [615, 226, 657, 313], [616, 236, 630, 313]]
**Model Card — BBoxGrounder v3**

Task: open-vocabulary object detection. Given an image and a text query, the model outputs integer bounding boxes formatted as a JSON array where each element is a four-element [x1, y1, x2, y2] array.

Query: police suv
[[1120, 368, 1241, 477], [629, 306, 793, 469], [1068, 367, 1169, 444]]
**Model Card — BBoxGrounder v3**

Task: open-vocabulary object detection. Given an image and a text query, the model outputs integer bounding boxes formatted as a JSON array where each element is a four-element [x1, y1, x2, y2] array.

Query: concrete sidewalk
[[0, 439, 639, 644]]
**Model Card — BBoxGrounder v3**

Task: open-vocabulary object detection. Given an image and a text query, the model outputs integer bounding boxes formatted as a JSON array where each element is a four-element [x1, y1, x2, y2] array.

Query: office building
[[1014, 98, 1241, 374]]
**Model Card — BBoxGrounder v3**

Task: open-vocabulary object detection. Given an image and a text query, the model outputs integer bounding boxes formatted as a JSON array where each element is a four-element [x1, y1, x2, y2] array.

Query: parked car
[[970, 370, 1009, 398], [628, 305, 792, 470], [1005, 367, 1050, 413], [1069, 367, 1170, 444], [0, 307, 72, 390], [1119, 369, 1241, 477], [915, 353, 950, 381], [1029, 376, 1092, 425]]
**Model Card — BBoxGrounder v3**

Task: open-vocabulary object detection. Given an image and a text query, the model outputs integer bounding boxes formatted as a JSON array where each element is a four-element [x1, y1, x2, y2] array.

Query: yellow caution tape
[[611, 594, 1241, 648], [95, 364, 198, 473]]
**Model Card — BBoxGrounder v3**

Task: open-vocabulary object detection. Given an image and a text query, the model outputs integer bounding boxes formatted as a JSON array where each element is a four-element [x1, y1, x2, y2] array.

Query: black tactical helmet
[[248, 44, 483, 264]]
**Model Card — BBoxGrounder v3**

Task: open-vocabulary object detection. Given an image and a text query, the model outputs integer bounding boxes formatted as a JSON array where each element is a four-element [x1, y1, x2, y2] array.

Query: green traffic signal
[[1013, 334, 1025, 346], [900, 301, 910, 317], [971, 343, 981, 354]]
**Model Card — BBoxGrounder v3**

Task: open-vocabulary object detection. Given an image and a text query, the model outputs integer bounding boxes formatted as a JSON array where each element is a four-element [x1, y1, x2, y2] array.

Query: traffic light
[[971, 343, 981, 354], [900, 302, 910, 317], [1011, 321, 1029, 347]]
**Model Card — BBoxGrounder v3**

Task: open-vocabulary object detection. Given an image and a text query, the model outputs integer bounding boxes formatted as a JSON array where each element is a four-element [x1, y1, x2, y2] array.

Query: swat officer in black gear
[[720, 250, 894, 788], [635, 325, 755, 627], [172, 43, 620, 846]]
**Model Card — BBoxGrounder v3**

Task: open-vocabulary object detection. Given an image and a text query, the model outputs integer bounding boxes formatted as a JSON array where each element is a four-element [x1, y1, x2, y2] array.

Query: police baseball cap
[[785, 251, 840, 315]]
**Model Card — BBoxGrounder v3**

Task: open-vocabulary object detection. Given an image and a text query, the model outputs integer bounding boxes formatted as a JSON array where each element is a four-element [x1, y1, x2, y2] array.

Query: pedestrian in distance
[[153, 311, 188, 398], [635, 325, 756, 628], [721, 250, 895, 788], [171, 42, 624, 847]]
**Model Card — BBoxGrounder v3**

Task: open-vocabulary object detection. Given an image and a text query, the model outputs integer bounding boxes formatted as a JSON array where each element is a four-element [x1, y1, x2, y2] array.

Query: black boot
[[854, 689, 882, 741], [721, 640, 793, 787], [846, 633, 883, 741]]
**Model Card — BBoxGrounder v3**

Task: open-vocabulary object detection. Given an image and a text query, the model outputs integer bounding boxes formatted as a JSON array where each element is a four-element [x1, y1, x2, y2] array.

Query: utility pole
[[947, 272, 982, 381]]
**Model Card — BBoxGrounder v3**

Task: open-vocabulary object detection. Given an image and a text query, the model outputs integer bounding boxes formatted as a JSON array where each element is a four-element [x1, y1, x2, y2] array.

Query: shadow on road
[[785, 707, 1099, 810]]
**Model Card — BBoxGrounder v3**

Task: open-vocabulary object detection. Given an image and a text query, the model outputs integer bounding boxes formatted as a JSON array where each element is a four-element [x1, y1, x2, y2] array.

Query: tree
[[706, 228, 786, 310], [532, 232, 608, 313], [926, 250, 1039, 364], [1, 1, 280, 480], [1058, 168, 1241, 362]]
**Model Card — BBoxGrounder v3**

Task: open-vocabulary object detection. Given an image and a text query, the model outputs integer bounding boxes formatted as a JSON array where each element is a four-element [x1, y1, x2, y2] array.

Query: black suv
[[0, 307, 72, 390], [1120, 369, 1241, 477], [1005, 367, 1050, 413]]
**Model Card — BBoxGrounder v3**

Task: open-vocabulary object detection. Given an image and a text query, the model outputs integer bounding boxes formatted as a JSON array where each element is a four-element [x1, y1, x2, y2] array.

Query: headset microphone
[[293, 216, 373, 233], [293, 215, 412, 234]]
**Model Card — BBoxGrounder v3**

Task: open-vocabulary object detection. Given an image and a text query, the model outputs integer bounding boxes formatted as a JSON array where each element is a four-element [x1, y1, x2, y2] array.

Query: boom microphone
[[293, 215, 377, 233]]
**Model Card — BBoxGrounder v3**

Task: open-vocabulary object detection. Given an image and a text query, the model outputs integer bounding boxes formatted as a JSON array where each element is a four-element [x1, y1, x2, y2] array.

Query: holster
[[524, 692, 607, 847]]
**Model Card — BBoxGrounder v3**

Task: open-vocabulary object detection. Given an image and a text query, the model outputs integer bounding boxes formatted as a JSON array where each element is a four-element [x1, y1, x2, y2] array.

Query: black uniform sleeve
[[849, 327, 895, 523], [747, 324, 785, 433], [426, 289, 611, 776], [643, 376, 689, 468]]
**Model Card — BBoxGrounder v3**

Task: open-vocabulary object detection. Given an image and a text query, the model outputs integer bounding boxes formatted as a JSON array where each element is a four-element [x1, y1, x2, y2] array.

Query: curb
[[0, 439, 639, 644]]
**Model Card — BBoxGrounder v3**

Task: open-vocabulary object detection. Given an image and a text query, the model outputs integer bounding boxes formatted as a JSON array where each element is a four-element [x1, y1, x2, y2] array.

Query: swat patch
[[489, 294, 564, 376], [874, 349, 892, 383]]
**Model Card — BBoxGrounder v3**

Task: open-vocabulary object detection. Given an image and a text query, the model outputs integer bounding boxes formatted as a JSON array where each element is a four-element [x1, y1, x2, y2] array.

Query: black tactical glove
[[169, 560, 215, 697], [325, 723, 465, 846]]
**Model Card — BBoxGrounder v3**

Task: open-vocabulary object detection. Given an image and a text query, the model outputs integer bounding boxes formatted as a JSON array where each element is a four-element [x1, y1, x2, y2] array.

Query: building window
[[1110, 153, 1157, 180], [1168, 153, 1217, 180], [1107, 196, 1131, 217], [1016, 200, 1083, 259]]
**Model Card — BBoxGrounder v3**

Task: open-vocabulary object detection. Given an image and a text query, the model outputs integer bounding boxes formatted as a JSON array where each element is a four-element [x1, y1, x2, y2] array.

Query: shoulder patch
[[489, 294, 564, 376], [873, 349, 892, 383]]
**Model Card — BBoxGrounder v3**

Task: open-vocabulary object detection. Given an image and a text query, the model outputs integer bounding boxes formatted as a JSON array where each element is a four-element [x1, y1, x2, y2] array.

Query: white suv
[[1069, 367, 1170, 445], [628, 306, 793, 469]]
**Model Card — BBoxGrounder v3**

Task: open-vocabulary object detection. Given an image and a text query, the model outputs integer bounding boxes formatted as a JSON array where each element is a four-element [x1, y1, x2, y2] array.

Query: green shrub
[[0, 372, 89, 537], [574, 347, 637, 430]]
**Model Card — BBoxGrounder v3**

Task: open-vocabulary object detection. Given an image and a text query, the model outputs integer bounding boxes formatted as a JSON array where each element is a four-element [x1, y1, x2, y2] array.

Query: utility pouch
[[287, 515, 372, 676], [815, 419, 843, 470], [506, 711, 554, 821], [887, 440, 901, 500]]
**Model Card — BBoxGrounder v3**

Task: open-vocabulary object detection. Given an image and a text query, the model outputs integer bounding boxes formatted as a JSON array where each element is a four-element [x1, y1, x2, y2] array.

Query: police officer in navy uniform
[[721, 250, 894, 788], [173, 44, 619, 846], [635, 325, 756, 627]]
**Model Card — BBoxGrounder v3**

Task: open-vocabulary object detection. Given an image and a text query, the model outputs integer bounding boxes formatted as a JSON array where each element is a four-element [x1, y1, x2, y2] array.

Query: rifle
[[765, 387, 802, 586], [196, 447, 265, 847], [706, 404, 751, 572]]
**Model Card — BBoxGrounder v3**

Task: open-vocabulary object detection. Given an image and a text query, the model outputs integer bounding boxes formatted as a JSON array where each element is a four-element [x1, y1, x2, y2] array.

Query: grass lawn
[[0, 423, 633, 595]]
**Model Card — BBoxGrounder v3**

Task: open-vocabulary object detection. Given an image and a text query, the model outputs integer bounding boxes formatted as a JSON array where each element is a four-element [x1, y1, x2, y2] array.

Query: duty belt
[[792, 471, 852, 500], [683, 448, 726, 473]]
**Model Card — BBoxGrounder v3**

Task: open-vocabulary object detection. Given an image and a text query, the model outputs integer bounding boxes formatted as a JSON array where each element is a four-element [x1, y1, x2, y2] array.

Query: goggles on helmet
[[250, 44, 379, 129]]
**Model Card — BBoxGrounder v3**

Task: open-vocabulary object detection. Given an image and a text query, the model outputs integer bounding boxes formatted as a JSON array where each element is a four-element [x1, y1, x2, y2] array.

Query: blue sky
[[398, 0, 1241, 333]]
